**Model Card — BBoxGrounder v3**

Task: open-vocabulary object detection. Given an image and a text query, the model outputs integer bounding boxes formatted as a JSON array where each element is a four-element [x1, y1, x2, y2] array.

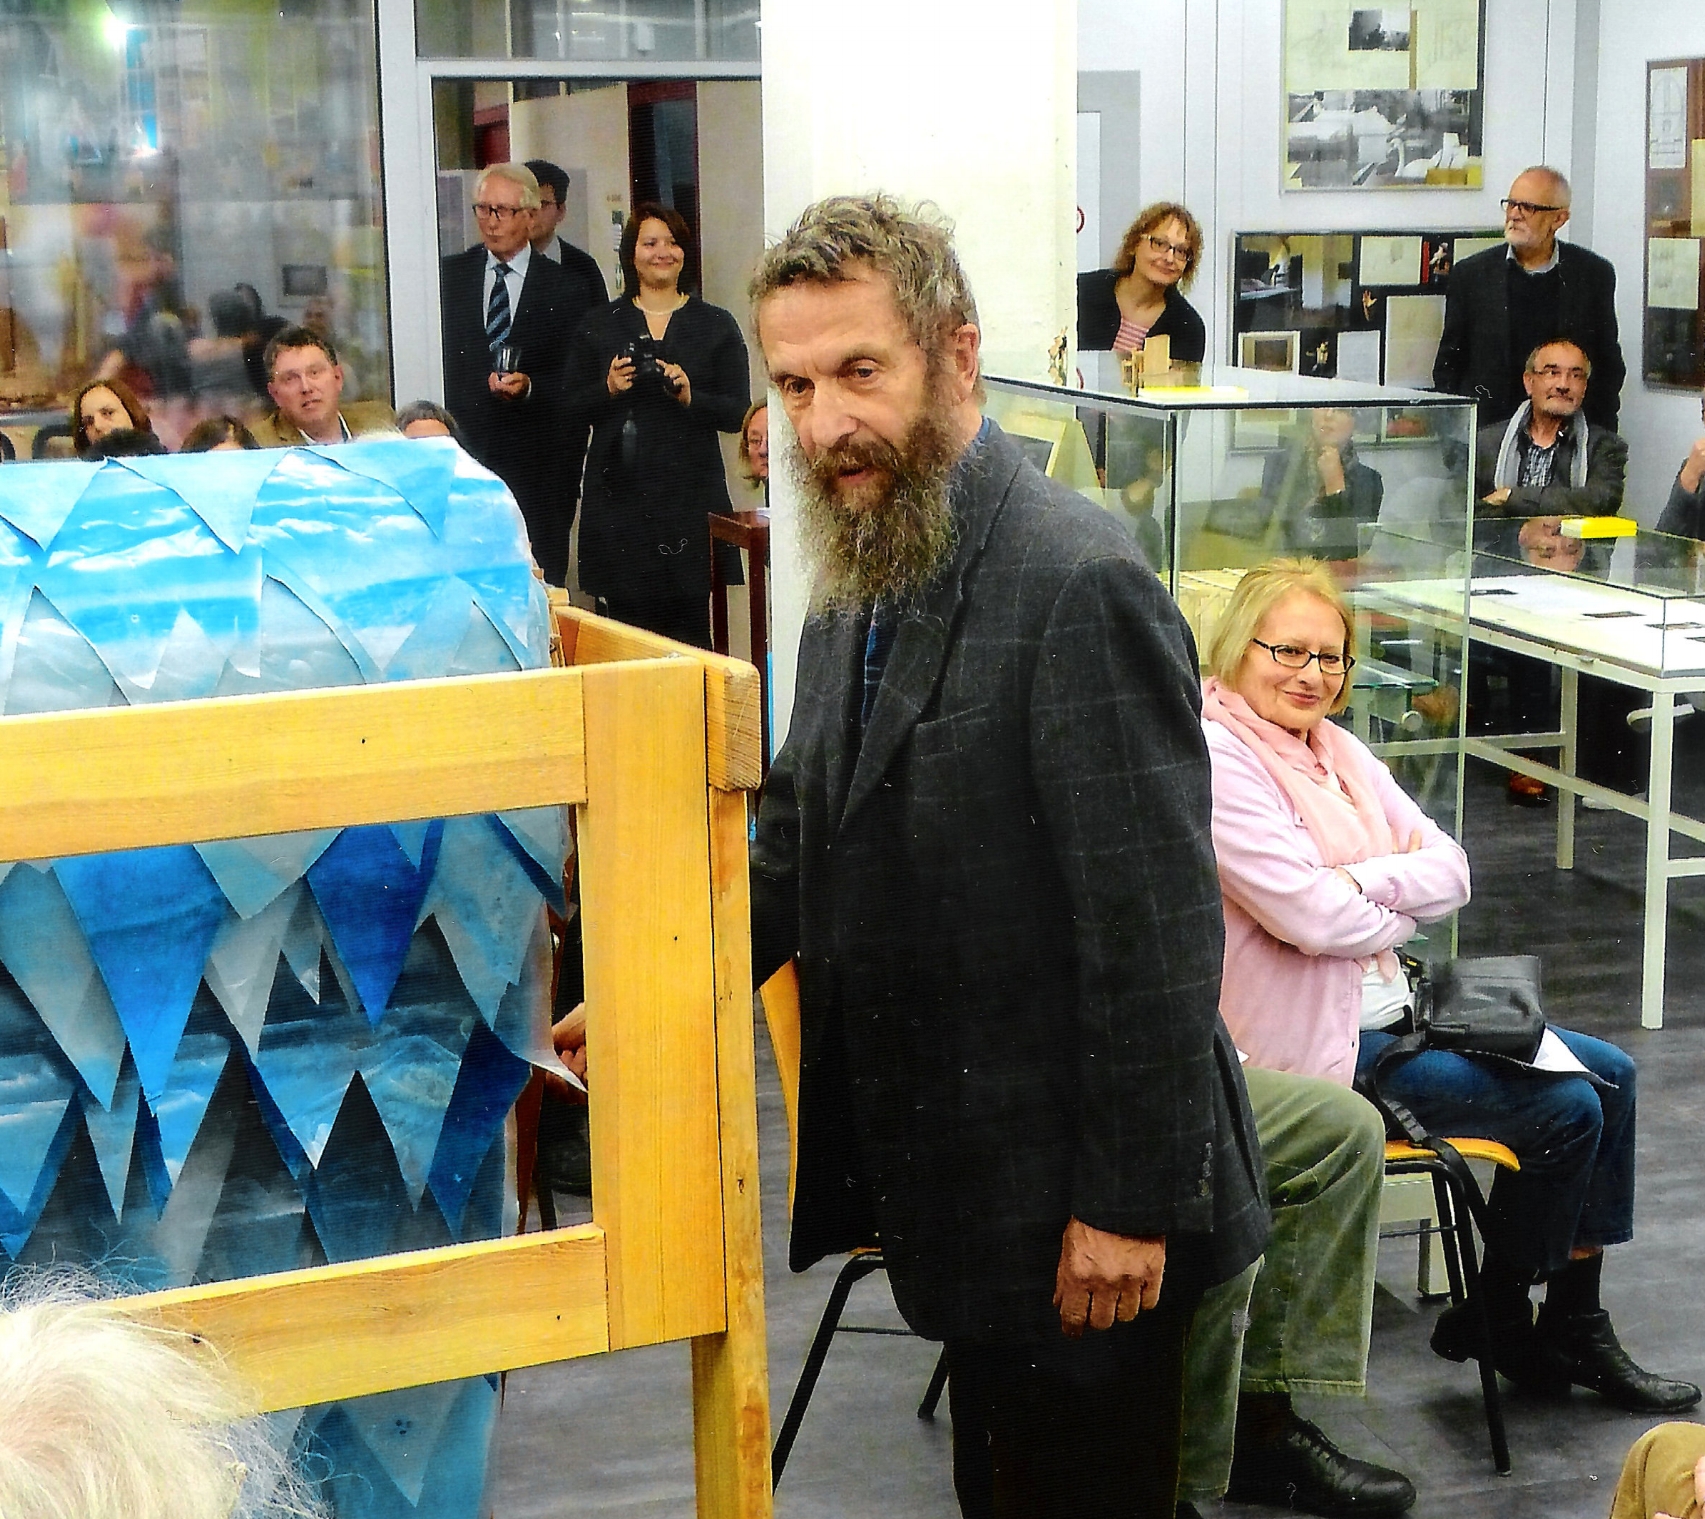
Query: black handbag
[[1356, 955, 1548, 1188], [1412, 954, 1547, 1064]]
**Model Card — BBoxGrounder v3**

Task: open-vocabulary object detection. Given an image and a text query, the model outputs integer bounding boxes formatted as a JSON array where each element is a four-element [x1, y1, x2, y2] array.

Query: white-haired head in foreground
[[0, 1270, 324, 1519]]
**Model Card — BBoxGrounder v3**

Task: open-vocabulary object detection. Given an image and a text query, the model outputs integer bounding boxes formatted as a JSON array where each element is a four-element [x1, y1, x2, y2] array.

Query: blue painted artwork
[[0, 438, 566, 1519]]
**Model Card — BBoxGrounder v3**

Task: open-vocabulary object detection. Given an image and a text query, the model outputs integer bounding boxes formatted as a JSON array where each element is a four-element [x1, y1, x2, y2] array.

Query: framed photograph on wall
[[1232, 229, 1498, 382], [1238, 330, 1302, 373], [1283, 0, 1487, 190]]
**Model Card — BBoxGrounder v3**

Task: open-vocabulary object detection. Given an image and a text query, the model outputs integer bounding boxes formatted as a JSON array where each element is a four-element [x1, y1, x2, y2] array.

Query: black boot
[[1226, 1394, 1416, 1518], [1428, 1254, 1539, 1385], [1530, 1307, 1702, 1413]]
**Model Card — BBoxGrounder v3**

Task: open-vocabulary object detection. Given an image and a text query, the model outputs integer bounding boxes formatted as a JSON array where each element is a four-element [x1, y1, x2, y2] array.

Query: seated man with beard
[[747, 194, 1268, 1519]]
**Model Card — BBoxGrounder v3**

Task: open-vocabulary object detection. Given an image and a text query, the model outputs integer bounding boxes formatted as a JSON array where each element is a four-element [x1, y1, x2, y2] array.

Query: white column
[[759, 0, 1078, 745]]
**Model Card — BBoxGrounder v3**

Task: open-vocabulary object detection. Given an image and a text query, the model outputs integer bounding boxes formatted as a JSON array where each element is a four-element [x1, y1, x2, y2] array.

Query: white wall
[[1593, 4, 1705, 524], [761, 0, 1078, 742], [1078, 0, 1579, 372], [509, 84, 630, 297]]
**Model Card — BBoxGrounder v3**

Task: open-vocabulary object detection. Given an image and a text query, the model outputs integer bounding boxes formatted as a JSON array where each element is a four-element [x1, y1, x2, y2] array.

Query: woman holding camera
[[567, 203, 749, 647]]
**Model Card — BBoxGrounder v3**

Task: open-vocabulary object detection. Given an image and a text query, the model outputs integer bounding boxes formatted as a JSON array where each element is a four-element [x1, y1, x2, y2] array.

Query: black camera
[[624, 335, 680, 393]]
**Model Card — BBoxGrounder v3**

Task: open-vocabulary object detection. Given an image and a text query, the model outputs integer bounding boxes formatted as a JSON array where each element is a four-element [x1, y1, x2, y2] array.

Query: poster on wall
[[1644, 60, 1705, 390], [1233, 229, 1497, 398], [1282, 0, 1487, 190]]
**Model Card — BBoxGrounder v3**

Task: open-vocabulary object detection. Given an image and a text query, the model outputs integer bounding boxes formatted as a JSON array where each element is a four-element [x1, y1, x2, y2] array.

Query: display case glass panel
[[985, 364, 1475, 849]]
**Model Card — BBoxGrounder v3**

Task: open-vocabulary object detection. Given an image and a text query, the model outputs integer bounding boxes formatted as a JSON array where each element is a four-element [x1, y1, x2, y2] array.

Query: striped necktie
[[486, 262, 512, 357]]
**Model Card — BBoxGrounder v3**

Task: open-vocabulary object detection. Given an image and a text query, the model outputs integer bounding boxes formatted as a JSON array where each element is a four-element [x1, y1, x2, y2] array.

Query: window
[[0, 2, 388, 452]]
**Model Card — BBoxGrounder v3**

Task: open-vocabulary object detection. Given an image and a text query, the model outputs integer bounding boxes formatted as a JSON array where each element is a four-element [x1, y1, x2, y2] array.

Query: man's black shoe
[[1176, 1503, 1205, 1519], [1531, 1309, 1702, 1413], [1226, 1412, 1416, 1518]]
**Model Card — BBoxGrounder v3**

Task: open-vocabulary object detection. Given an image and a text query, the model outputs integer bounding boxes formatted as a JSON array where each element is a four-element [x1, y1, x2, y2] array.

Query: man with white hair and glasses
[[1434, 165, 1625, 430]]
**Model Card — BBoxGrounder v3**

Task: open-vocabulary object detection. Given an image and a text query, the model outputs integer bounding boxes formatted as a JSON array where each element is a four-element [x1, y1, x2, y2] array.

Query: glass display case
[[1373, 518, 1705, 1027], [983, 362, 1476, 852]]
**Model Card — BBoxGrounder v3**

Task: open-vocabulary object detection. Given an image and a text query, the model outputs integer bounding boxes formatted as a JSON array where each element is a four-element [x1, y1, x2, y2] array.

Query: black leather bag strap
[[1361, 1032, 1497, 1238]]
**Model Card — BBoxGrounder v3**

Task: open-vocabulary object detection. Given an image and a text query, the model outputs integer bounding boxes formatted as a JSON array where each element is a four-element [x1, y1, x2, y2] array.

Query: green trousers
[[1178, 1066, 1387, 1503]]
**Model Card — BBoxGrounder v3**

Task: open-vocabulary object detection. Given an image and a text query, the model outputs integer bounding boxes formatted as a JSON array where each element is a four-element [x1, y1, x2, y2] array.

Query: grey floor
[[492, 736, 1705, 1518]]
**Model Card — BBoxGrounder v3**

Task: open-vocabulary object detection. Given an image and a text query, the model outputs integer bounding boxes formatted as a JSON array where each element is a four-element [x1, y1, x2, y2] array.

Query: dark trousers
[[597, 594, 712, 650], [945, 1272, 1203, 1519], [1358, 1027, 1636, 1281]]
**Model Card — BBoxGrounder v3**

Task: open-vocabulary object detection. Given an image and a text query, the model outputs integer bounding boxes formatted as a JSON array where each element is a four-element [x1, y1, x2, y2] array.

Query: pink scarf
[[1202, 677, 1399, 975]]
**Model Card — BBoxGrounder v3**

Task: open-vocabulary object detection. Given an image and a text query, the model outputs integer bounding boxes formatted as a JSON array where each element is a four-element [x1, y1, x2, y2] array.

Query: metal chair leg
[[772, 1252, 888, 1487], [1445, 1171, 1512, 1476], [917, 1347, 949, 1420]]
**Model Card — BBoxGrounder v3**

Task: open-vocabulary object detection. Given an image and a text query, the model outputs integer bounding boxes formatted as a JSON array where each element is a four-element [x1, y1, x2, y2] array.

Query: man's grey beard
[[788, 388, 961, 611]]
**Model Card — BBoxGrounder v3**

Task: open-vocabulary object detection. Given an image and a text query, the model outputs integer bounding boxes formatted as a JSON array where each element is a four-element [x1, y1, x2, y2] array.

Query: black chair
[[759, 961, 948, 1488], [1384, 1137, 1520, 1474]]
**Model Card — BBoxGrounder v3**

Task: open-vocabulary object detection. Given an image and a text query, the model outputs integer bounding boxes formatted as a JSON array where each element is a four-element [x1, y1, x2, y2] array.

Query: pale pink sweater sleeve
[[1205, 723, 1466, 960], [1338, 744, 1472, 920]]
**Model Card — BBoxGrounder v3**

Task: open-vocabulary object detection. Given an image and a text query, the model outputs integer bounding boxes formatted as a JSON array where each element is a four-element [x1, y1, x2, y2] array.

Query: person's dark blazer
[[750, 422, 1269, 1345], [1657, 468, 1705, 541], [1433, 242, 1626, 430], [440, 245, 587, 584], [1077, 270, 1207, 362], [1260, 441, 1384, 559], [549, 235, 609, 315], [1472, 415, 1628, 520]]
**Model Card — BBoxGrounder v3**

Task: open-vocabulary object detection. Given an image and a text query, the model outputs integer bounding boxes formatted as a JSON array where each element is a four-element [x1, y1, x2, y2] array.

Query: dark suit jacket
[[1433, 243, 1625, 430], [1260, 441, 1384, 560], [548, 236, 609, 317], [1473, 416, 1627, 519], [750, 423, 1269, 1345], [440, 245, 590, 584], [1077, 269, 1207, 362]]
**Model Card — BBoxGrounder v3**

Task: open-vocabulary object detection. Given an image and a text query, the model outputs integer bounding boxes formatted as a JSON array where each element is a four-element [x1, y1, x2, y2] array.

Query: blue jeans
[[1356, 1027, 1636, 1282]]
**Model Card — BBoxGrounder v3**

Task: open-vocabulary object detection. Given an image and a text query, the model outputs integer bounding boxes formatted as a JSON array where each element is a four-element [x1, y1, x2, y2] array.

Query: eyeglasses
[[1531, 364, 1588, 383], [1250, 638, 1355, 676], [1501, 198, 1564, 217], [472, 202, 525, 222], [1142, 234, 1192, 262]]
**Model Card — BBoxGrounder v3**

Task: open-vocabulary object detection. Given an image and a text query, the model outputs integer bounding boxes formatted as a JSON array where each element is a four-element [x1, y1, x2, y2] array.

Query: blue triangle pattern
[[115, 450, 282, 551], [427, 1021, 531, 1237], [0, 458, 97, 548], [54, 846, 228, 1102], [306, 824, 442, 1024], [83, 1054, 142, 1218], [36, 466, 263, 696], [309, 1375, 498, 1519], [151, 1032, 230, 1186], [0, 861, 127, 1108], [311, 437, 456, 543]]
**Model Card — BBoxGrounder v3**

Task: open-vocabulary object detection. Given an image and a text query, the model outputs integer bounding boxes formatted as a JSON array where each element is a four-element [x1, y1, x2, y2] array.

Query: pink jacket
[[1205, 721, 1472, 1085]]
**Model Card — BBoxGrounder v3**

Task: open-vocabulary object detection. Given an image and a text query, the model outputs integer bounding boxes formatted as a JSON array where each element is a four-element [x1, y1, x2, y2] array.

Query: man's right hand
[[1052, 1217, 1165, 1338], [1680, 436, 1705, 495], [606, 354, 636, 397]]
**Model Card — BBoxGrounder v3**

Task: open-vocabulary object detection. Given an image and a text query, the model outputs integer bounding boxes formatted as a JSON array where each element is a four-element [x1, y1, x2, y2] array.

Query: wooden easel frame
[[0, 604, 771, 1519]]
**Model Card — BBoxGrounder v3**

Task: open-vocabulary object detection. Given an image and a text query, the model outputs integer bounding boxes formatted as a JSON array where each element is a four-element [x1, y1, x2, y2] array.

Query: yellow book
[[1558, 516, 1636, 539]]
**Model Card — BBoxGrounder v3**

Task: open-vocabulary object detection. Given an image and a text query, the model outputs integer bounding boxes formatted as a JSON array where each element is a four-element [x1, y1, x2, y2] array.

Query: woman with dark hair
[[1077, 201, 1207, 361], [565, 201, 749, 648], [70, 377, 157, 458], [179, 415, 259, 452]]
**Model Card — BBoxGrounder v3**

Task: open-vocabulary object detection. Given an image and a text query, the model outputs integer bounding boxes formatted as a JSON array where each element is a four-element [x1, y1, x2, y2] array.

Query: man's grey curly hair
[[750, 193, 982, 366], [0, 1269, 325, 1519]]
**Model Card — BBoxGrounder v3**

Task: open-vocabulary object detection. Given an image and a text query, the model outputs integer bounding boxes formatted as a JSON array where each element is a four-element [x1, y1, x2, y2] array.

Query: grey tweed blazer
[[751, 422, 1269, 1345]]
